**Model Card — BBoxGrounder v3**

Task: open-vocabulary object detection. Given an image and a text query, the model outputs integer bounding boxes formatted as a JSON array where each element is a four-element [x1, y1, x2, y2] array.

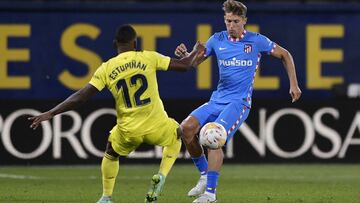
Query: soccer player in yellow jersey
[[28, 24, 205, 203]]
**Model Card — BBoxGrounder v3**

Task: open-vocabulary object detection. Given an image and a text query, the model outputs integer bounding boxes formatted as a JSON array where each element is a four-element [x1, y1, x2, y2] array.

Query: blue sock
[[191, 154, 208, 175], [206, 171, 219, 194]]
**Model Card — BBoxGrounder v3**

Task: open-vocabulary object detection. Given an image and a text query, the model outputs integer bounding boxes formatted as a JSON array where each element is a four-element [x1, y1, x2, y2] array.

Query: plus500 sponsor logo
[[219, 59, 253, 67]]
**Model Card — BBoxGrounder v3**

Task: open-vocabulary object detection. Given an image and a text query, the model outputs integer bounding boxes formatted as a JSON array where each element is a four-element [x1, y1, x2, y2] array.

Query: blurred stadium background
[[0, 0, 359, 202]]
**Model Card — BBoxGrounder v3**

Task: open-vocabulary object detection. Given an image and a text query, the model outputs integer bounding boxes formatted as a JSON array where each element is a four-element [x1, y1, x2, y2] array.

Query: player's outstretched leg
[[145, 139, 181, 202]]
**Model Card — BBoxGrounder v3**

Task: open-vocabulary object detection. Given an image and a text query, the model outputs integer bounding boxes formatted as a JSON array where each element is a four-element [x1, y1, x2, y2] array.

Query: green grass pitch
[[0, 164, 359, 203]]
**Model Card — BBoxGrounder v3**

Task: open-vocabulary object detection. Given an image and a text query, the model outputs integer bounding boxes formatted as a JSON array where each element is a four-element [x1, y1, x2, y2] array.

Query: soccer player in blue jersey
[[175, 0, 302, 202]]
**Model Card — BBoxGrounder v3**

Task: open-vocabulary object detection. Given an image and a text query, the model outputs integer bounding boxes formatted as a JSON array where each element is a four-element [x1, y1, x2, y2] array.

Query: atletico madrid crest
[[244, 44, 252, 53]]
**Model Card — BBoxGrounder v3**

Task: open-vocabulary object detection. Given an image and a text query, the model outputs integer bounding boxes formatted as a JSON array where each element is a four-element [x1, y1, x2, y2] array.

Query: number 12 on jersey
[[116, 74, 151, 108]]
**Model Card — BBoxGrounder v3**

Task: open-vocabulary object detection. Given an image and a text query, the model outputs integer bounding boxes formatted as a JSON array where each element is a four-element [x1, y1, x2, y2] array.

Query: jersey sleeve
[[204, 34, 216, 57], [152, 51, 171, 71], [256, 33, 276, 54], [89, 63, 107, 91]]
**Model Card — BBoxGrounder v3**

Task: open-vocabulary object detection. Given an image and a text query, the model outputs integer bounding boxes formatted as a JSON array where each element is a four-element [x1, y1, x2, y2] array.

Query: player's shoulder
[[142, 50, 162, 57], [244, 30, 262, 39], [244, 30, 270, 41], [142, 50, 167, 60], [211, 31, 228, 41], [104, 55, 117, 64], [99, 56, 118, 70], [96, 57, 114, 70]]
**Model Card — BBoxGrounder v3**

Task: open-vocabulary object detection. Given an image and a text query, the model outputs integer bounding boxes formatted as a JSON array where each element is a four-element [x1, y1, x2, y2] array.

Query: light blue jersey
[[205, 30, 276, 107]]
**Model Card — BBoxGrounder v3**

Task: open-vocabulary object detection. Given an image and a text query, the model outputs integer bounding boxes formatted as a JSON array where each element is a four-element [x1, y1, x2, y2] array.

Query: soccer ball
[[199, 122, 228, 149]]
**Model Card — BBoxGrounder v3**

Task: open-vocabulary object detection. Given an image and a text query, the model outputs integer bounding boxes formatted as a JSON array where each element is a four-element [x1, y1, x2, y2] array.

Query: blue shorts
[[190, 100, 250, 142]]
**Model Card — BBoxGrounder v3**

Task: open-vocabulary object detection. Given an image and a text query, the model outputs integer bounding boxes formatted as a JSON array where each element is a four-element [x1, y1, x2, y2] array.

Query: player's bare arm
[[28, 84, 99, 130], [168, 41, 205, 71], [270, 45, 302, 103], [174, 43, 207, 67]]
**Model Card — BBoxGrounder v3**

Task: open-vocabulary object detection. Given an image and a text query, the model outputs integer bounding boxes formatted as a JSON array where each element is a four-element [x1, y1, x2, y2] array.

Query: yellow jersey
[[89, 50, 171, 137]]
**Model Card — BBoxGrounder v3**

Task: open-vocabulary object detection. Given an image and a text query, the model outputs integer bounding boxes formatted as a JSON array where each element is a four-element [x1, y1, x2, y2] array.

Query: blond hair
[[222, 0, 247, 17]]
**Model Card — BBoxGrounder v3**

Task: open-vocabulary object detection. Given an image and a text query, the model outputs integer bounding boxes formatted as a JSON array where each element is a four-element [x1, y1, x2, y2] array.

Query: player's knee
[[180, 119, 199, 144], [105, 142, 120, 159]]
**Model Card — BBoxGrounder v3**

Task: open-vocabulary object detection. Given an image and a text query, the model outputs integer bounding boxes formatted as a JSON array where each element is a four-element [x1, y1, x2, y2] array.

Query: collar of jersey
[[118, 51, 136, 58], [228, 30, 247, 42]]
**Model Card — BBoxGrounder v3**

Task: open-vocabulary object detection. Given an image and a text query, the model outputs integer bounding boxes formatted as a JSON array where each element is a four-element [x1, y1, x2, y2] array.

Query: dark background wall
[[0, 1, 359, 164]]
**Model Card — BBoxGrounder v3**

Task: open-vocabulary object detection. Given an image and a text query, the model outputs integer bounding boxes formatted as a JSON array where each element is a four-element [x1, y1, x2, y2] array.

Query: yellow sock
[[101, 153, 119, 197], [159, 139, 181, 177]]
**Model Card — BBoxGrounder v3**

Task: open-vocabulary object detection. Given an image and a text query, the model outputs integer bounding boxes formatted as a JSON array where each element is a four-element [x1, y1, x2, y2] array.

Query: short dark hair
[[114, 24, 137, 44], [223, 0, 247, 17]]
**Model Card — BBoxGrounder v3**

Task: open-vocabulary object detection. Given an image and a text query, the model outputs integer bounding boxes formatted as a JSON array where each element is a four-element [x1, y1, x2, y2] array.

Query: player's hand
[[193, 41, 205, 53], [175, 43, 189, 58], [28, 111, 54, 130], [289, 85, 302, 103]]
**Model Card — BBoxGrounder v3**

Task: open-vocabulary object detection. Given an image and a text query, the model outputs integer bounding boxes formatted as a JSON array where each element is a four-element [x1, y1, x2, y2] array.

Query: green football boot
[[145, 173, 166, 203]]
